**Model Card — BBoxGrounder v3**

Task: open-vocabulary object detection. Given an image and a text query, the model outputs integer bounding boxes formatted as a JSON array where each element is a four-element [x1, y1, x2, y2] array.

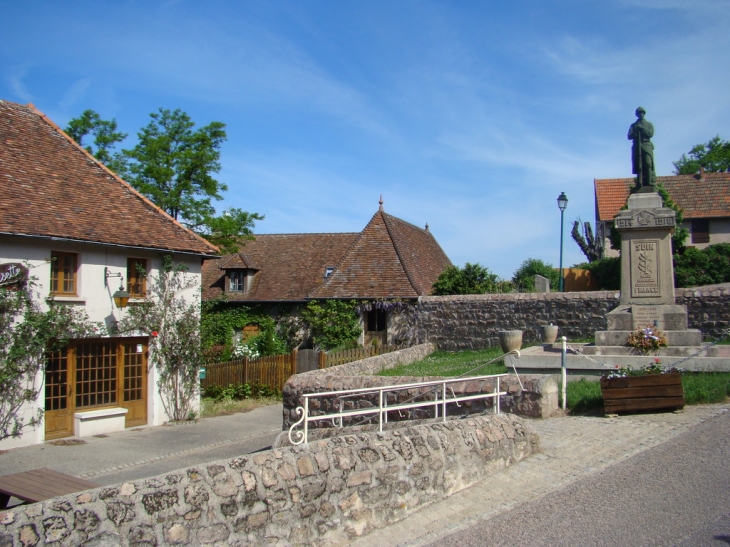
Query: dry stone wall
[[404, 284, 730, 351], [0, 414, 539, 547]]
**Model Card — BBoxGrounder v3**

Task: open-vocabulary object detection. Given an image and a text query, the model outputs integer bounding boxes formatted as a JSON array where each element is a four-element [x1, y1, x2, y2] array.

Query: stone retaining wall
[[282, 342, 558, 431], [405, 284, 730, 350], [0, 414, 539, 547]]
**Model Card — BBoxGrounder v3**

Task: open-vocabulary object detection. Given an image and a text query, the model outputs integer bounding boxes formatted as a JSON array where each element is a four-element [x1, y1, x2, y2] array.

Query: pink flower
[[151, 331, 159, 337], [654, 358, 661, 363]]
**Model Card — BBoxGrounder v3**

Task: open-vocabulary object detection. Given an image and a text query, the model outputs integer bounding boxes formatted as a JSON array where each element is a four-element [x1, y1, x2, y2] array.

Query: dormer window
[[229, 270, 247, 292], [324, 267, 335, 279]]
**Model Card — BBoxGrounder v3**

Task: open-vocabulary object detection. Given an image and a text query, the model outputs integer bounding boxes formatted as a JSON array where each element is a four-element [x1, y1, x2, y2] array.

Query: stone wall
[[282, 343, 558, 431], [0, 414, 539, 547], [403, 284, 730, 351], [676, 285, 730, 339]]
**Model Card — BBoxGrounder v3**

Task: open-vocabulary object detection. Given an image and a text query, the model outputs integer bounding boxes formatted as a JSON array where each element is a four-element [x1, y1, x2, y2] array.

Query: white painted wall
[[0, 235, 203, 449]]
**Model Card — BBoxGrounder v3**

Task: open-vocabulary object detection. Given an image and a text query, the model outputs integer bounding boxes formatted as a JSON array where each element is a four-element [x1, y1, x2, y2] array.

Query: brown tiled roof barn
[[202, 208, 452, 302], [0, 101, 218, 255]]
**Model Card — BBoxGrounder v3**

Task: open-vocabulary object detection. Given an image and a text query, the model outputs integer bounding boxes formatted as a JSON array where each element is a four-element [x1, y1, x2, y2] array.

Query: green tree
[[1, 277, 102, 440], [673, 135, 730, 174], [65, 110, 129, 175], [118, 256, 202, 421], [124, 108, 227, 229], [68, 107, 263, 254], [200, 207, 264, 255], [512, 258, 560, 292], [432, 263, 501, 295]]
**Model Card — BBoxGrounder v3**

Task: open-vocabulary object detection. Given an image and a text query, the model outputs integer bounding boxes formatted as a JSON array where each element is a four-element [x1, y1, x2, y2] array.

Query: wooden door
[[120, 339, 148, 427], [44, 348, 75, 440]]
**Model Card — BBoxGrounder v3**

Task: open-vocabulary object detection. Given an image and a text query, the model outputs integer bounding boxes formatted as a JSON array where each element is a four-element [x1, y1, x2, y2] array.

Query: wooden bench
[[0, 468, 99, 508]]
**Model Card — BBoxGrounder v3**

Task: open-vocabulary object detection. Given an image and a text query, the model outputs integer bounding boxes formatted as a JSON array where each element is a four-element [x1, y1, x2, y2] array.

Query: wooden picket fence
[[201, 344, 403, 391], [320, 344, 402, 368]]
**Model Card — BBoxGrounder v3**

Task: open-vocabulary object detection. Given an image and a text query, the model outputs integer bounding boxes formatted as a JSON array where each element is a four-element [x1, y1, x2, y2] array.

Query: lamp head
[[557, 192, 568, 212]]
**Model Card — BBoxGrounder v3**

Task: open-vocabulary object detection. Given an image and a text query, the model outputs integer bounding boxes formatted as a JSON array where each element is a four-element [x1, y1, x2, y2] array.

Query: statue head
[[635, 106, 646, 118]]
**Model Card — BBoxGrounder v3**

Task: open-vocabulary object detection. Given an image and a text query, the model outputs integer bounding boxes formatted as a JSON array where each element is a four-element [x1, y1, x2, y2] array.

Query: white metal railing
[[287, 373, 508, 445]]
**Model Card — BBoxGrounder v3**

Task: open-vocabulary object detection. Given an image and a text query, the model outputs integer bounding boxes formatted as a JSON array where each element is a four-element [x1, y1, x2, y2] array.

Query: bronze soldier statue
[[628, 106, 655, 188]]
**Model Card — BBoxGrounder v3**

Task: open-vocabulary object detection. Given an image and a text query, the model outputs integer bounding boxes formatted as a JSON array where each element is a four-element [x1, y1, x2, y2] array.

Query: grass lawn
[[563, 372, 730, 414], [380, 348, 508, 378], [377, 346, 730, 413]]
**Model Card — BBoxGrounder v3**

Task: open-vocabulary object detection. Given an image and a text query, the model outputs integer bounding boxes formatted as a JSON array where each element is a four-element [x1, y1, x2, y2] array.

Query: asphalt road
[[426, 410, 730, 547]]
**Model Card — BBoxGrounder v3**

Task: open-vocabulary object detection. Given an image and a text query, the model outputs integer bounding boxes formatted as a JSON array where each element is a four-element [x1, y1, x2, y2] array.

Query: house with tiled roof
[[0, 100, 218, 448], [202, 200, 452, 346], [594, 171, 730, 257]]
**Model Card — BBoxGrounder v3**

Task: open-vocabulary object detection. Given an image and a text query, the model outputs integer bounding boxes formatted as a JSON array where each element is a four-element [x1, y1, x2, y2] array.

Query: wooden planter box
[[600, 372, 685, 414]]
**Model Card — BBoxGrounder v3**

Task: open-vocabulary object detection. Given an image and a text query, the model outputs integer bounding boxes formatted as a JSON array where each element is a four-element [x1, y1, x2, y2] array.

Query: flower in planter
[[604, 359, 680, 379], [626, 325, 668, 355]]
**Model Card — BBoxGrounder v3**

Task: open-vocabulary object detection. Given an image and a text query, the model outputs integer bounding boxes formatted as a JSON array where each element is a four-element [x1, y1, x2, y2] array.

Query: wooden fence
[[201, 344, 403, 391], [201, 352, 296, 392], [320, 344, 402, 368]]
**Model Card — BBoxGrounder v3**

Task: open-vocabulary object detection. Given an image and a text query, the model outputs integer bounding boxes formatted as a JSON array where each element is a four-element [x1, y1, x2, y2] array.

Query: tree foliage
[[124, 108, 227, 229], [300, 300, 361, 351], [65, 110, 128, 175], [118, 256, 201, 422], [432, 263, 501, 295], [673, 135, 730, 174], [1, 278, 102, 440], [656, 183, 689, 252], [511, 259, 559, 292], [66, 108, 263, 253]]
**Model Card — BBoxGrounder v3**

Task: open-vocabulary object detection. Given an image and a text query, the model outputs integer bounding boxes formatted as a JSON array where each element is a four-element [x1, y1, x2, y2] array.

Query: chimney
[[699, 166, 706, 181]]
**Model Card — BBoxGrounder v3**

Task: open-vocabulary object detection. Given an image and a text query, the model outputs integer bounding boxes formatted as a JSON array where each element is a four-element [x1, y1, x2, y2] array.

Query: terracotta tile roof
[[595, 172, 730, 222], [219, 252, 259, 270], [311, 210, 452, 299], [0, 101, 218, 255], [201, 208, 452, 302], [202, 233, 359, 301]]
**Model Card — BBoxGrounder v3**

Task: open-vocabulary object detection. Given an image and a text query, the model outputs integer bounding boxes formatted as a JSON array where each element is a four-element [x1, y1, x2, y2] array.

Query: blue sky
[[2, 0, 728, 278]]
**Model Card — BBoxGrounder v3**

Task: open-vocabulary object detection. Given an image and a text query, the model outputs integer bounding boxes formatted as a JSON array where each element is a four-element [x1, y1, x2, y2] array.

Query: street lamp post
[[557, 192, 568, 292]]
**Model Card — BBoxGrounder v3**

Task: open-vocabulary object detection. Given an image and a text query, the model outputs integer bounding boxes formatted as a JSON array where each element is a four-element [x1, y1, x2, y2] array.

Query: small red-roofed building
[[202, 199, 452, 347], [0, 101, 219, 447], [594, 172, 730, 257]]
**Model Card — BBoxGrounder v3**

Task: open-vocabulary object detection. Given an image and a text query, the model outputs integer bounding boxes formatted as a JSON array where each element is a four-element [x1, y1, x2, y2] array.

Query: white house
[[0, 101, 219, 449]]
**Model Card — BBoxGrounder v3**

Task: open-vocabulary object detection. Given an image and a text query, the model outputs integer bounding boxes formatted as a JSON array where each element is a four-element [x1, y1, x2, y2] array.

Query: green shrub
[[512, 258, 560, 292], [432, 263, 502, 295], [301, 300, 361, 350], [674, 243, 730, 287], [203, 382, 281, 401], [580, 256, 620, 290]]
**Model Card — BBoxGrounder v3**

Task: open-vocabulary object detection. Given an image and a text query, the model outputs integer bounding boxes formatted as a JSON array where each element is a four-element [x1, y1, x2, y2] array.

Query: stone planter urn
[[541, 324, 559, 344], [498, 330, 523, 353]]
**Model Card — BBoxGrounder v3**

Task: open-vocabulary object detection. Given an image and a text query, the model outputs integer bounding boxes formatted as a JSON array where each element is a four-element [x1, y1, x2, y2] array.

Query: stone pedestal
[[595, 191, 701, 347]]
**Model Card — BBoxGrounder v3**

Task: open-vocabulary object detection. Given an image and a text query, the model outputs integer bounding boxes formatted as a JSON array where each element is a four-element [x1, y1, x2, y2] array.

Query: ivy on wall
[[300, 300, 361, 351]]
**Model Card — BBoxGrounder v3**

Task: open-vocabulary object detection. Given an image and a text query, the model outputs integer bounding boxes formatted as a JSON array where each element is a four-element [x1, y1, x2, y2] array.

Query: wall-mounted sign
[[0, 263, 28, 289]]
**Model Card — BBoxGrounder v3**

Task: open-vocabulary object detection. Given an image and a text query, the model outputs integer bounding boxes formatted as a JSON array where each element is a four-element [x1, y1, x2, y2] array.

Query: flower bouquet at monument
[[626, 325, 668, 355]]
